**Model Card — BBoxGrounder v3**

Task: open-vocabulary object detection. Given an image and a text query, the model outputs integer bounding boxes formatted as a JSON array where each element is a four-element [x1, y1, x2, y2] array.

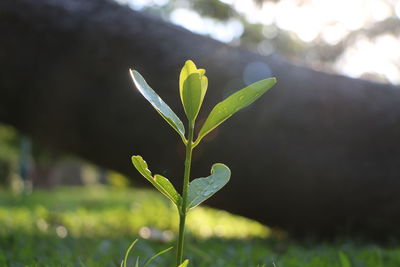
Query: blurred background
[[1, 0, 400, 265], [123, 0, 400, 84], [2, 0, 399, 197]]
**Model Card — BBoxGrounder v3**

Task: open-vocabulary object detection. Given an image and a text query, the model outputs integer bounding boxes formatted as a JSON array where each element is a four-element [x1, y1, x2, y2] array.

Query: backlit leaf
[[131, 155, 181, 206], [182, 73, 202, 121], [195, 77, 276, 145], [187, 163, 230, 210], [179, 60, 208, 121], [178, 260, 189, 267], [130, 69, 186, 142]]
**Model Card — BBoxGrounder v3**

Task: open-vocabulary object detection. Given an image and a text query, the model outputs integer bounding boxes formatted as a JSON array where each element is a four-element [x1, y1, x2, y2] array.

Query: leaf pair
[[179, 60, 208, 122], [131, 156, 230, 211], [129, 60, 276, 145]]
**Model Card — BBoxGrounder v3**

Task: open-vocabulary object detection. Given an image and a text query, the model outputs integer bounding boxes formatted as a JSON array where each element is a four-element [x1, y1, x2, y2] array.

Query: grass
[[1, 186, 400, 266]]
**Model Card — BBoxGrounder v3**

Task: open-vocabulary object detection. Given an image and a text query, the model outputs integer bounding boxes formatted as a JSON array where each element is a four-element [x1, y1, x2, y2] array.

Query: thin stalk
[[176, 121, 194, 266]]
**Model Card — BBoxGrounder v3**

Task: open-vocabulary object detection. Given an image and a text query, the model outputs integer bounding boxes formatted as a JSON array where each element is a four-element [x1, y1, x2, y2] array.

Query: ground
[[1, 186, 399, 267]]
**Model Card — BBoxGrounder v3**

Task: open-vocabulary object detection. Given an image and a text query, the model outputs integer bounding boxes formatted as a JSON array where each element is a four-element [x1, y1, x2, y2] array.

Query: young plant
[[130, 60, 276, 266]]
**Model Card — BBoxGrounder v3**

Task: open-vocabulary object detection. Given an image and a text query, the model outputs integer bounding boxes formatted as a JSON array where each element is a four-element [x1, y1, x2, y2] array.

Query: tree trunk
[[1, 0, 400, 237]]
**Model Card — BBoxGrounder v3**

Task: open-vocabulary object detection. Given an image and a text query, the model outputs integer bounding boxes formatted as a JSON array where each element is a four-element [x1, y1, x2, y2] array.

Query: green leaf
[[121, 239, 139, 267], [195, 77, 276, 145], [131, 155, 181, 206], [179, 60, 208, 121], [187, 163, 231, 210], [182, 73, 202, 121], [339, 251, 351, 267], [178, 260, 189, 267], [130, 69, 186, 142], [179, 60, 197, 96], [78, 259, 88, 267], [143, 246, 173, 267]]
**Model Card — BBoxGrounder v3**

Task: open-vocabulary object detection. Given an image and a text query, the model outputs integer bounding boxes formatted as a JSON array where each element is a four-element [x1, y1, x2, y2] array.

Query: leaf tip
[[131, 155, 145, 167], [129, 69, 140, 86], [184, 59, 196, 66], [212, 163, 231, 176]]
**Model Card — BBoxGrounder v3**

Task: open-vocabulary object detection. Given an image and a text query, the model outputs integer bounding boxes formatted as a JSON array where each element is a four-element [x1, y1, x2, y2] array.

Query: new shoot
[[130, 60, 276, 266]]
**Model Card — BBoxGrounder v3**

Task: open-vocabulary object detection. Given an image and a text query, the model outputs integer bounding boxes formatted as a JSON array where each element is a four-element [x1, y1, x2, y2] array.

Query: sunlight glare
[[396, 1, 400, 18], [321, 25, 349, 45], [119, 0, 400, 83], [370, 0, 392, 21], [170, 8, 243, 42], [336, 35, 400, 84]]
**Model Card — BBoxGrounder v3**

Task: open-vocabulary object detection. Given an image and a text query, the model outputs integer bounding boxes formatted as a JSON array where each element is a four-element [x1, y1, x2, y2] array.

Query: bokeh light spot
[[243, 61, 272, 85]]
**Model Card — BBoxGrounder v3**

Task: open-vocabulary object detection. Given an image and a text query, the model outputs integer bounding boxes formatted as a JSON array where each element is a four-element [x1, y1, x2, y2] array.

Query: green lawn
[[1, 186, 399, 266]]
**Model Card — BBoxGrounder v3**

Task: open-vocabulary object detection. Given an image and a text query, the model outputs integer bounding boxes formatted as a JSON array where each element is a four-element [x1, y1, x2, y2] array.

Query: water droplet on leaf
[[202, 192, 209, 197]]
